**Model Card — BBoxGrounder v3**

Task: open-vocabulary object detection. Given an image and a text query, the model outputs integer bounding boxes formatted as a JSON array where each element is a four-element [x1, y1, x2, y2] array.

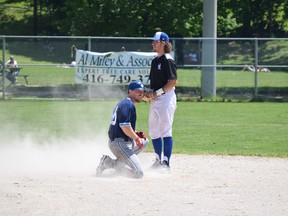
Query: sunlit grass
[[1, 100, 287, 157]]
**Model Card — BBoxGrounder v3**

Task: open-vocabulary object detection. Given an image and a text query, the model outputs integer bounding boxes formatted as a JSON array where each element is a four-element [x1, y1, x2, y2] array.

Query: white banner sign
[[75, 50, 159, 85]]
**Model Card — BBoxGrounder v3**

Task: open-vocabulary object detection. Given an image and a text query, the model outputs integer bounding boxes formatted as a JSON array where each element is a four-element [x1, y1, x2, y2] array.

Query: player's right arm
[[120, 125, 139, 140]]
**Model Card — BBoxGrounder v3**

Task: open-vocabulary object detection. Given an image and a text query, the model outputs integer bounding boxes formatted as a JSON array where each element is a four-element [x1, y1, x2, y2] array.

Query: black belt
[[111, 137, 132, 142]]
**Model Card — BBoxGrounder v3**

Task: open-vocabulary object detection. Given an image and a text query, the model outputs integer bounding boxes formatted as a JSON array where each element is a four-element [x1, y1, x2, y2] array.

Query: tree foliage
[[220, 0, 288, 37], [0, 0, 287, 37]]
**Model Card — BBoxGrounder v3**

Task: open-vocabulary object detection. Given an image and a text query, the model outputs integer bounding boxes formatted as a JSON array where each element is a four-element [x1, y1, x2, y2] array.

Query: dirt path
[[0, 145, 287, 216]]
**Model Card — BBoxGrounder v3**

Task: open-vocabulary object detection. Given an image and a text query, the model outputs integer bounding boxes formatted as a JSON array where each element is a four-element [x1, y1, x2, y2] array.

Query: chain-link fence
[[1, 36, 287, 101]]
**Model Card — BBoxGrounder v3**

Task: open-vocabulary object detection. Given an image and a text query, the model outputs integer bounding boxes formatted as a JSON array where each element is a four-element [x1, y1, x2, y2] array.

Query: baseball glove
[[135, 131, 147, 140], [142, 87, 155, 102]]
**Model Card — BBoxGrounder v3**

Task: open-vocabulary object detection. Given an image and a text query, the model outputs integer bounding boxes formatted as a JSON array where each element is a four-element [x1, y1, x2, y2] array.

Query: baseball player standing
[[96, 81, 149, 178], [148, 32, 177, 170]]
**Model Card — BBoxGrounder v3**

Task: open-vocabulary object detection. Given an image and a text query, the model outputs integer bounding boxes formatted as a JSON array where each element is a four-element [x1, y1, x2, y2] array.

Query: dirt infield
[[0, 144, 287, 216]]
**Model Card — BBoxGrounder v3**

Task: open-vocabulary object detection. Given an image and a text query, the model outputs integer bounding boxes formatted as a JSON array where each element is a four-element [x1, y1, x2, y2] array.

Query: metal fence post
[[201, 0, 217, 98], [254, 38, 259, 99], [1, 36, 6, 100], [88, 36, 91, 51]]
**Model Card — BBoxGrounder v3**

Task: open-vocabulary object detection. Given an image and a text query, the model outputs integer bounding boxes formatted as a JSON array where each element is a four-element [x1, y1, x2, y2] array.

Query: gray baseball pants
[[109, 138, 148, 178]]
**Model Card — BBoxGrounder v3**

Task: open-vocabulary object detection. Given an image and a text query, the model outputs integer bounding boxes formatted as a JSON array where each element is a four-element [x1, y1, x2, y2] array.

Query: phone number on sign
[[82, 74, 150, 84]]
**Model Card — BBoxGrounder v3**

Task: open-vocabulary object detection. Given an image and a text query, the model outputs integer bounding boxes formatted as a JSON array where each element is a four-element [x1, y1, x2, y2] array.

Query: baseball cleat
[[96, 155, 110, 177], [161, 160, 170, 171], [150, 159, 162, 169]]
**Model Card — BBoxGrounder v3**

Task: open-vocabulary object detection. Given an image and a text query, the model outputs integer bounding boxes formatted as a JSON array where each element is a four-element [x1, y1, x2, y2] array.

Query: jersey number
[[110, 106, 118, 125]]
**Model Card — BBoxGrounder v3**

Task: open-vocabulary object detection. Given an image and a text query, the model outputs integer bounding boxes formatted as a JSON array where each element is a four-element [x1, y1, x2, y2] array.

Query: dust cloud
[[0, 87, 126, 173], [0, 134, 111, 173]]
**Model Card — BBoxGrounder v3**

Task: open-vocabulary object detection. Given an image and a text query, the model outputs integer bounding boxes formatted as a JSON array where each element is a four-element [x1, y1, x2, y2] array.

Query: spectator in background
[[189, 53, 197, 63], [43, 40, 54, 53], [71, 44, 77, 59], [5, 56, 20, 84], [70, 45, 77, 67], [241, 65, 271, 72]]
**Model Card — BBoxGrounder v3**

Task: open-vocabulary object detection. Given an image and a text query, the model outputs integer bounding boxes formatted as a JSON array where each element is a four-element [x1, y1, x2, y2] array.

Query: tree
[[57, 0, 203, 37], [223, 0, 288, 37], [0, 0, 287, 37]]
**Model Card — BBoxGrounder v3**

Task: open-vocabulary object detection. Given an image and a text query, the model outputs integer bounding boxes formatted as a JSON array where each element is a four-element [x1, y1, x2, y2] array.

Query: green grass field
[[1, 53, 287, 157], [3, 66, 288, 88], [0, 100, 287, 157]]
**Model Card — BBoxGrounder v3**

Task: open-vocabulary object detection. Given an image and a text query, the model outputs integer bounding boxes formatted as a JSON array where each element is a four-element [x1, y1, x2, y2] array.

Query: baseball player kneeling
[[96, 81, 149, 178]]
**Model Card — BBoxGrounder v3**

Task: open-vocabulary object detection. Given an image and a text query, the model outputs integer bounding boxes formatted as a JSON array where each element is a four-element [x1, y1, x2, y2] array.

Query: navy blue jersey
[[108, 98, 136, 141], [149, 54, 177, 90]]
